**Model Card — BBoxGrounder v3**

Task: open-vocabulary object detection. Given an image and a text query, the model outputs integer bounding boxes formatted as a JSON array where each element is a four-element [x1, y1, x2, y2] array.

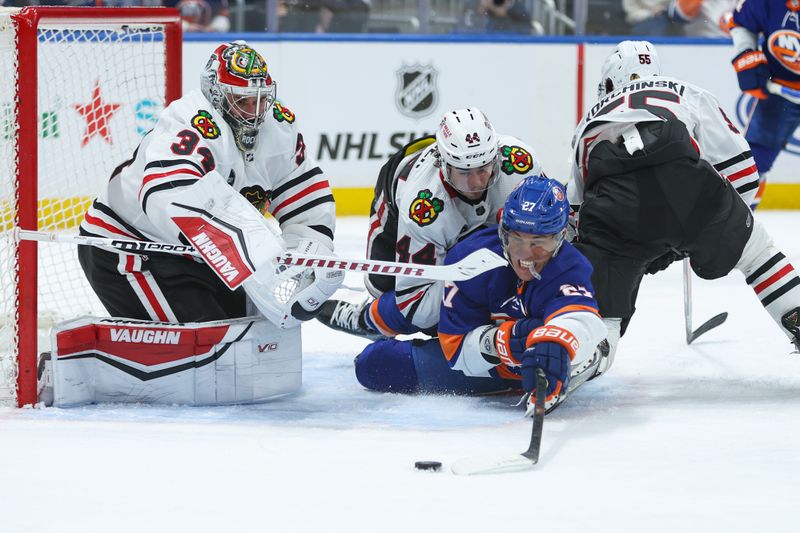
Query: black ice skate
[[316, 299, 385, 340], [781, 307, 800, 353]]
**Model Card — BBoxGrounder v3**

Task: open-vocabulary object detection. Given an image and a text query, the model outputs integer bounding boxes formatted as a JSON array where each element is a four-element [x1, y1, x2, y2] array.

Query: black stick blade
[[688, 312, 728, 344], [521, 370, 547, 463]]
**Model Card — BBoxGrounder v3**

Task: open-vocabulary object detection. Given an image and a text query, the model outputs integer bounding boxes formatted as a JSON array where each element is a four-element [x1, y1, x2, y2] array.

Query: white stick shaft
[[15, 229, 506, 282], [683, 258, 693, 344], [766, 80, 800, 104]]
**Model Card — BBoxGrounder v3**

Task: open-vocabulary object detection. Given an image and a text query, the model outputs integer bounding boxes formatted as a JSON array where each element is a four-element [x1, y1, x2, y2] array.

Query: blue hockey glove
[[732, 49, 769, 100], [488, 318, 543, 366], [521, 325, 577, 400]]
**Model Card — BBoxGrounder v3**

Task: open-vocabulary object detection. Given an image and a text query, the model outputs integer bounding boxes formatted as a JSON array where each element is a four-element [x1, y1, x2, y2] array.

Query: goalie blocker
[[42, 316, 301, 407]]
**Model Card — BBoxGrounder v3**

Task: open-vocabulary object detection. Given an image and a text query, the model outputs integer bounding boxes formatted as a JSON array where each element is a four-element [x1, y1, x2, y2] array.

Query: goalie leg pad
[[49, 316, 301, 407]]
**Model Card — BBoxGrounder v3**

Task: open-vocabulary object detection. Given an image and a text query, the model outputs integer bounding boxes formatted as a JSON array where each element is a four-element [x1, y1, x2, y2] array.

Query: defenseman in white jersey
[[570, 40, 800, 360], [78, 41, 343, 328], [316, 108, 544, 338]]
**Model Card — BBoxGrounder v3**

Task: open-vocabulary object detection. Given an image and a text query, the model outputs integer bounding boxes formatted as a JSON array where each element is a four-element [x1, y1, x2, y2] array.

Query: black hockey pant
[[78, 243, 247, 322], [574, 120, 754, 335]]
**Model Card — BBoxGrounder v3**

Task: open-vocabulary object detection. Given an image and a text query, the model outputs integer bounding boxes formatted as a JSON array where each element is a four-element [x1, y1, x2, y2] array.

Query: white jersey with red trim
[[80, 89, 335, 252], [367, 135, 544, 331], [569, 75, 759, 208]]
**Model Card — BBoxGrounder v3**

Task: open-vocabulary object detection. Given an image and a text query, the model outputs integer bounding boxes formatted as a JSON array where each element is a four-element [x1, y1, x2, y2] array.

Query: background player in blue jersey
[[731, 0, 800, 208], [354, 176, 608, 411]]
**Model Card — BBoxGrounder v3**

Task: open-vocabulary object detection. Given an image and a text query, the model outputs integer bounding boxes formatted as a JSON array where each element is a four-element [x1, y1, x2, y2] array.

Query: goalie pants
[[575, 119, 754, 335], [78, 242, 247, 322]]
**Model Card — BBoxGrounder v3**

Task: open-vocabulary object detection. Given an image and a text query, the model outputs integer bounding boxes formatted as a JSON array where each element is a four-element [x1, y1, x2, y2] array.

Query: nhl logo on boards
[[395, 63, 439, 119]]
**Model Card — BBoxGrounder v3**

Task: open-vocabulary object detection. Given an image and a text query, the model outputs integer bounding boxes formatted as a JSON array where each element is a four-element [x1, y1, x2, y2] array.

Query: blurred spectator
[[586, 0, 631, 35], [21, 1, 160, 4], [459, 0, 533, 34], [279, 0, 370, 33], [623, 0, 680, 35], [667, 0, 735, 37], [163, 0, 231, 32]]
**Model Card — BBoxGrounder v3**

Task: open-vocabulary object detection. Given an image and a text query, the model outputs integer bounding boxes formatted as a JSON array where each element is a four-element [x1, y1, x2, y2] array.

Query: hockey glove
[[284, 239, 345, 325], [645, 249, 687, 275], [732, 49, 770, 100], [521, 325, 577, 401], [480, 318, 544, 366]]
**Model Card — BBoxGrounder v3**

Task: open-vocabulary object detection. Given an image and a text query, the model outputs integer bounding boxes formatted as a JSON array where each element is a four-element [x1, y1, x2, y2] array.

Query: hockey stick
[[14, 229, 507, 282], [766, 80, 800, 105], [451, 370, 547, 475], [683, 258, 728, 344]]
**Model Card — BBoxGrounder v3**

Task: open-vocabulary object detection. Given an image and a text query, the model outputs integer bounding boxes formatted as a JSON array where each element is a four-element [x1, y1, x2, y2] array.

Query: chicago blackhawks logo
[[191, 110, 220, 139], [768, 30, 800, 74], [409, 189, 444, 227], [240, 185, 270, 213], [500, 145, 533, 175], [221, 44, 269, 79], [273, 101, 295, 123]]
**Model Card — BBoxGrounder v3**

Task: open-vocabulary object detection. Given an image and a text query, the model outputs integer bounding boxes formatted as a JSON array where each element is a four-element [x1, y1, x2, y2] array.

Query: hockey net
[[0, 7, 181, 406]]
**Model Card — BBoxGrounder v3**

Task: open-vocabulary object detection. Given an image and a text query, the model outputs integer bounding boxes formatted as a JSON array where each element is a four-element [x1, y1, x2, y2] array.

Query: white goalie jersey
[[569, 75, 759, 209], [81, 89, 334, 251], [367, 135, 544, 331]]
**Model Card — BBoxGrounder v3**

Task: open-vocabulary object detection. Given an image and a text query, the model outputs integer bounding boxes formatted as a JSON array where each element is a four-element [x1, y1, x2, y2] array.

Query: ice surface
[[1, 212, 799, 533]]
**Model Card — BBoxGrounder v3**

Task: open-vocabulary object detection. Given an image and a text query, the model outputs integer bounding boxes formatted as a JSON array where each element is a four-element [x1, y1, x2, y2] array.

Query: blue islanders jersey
[[438, 227, 605, 380], [733, 0, 800, 84]]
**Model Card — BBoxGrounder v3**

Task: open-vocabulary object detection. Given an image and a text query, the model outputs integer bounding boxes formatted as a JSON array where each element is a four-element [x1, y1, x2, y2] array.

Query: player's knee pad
[[354, 339, 419, 393], [49, 315, 301, 406]]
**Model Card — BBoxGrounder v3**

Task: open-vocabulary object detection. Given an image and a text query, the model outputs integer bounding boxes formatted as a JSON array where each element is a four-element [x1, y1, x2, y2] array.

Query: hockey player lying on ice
[[353, 176, 608, 413], [39, 41, 343, 406]]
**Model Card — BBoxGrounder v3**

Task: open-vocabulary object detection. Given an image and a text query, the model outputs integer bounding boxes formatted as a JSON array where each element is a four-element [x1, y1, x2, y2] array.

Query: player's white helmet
[[597, 40, 662, 99], [201, 41, 276, 152], [435, 108, 500, 196]]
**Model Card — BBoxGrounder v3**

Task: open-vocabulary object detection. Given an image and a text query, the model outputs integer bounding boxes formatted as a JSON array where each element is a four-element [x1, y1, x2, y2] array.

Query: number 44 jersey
[[569, 75, 760, 209]]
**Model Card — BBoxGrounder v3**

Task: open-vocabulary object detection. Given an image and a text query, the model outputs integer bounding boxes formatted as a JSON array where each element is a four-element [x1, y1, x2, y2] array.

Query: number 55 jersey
[[569, 75, 759, 209]]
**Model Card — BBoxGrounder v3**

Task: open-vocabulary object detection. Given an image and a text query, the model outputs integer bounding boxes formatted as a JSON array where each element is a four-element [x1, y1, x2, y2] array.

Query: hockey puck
[[414, 461, 442, 472]]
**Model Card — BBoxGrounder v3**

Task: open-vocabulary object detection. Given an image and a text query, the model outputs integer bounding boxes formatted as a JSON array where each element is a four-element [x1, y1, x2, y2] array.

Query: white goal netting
[[0, 8, 176, 405]]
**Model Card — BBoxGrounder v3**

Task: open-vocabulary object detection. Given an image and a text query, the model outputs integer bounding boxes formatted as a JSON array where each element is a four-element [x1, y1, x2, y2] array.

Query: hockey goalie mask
[[435, 108, 500, 200], [499, 175, 569, 280], [597, 40, 662, 99], [201, 41, 276, 152]]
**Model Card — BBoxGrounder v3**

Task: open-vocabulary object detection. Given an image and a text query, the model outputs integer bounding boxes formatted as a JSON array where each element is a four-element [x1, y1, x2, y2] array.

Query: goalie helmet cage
[[0, 7, 182, 407]]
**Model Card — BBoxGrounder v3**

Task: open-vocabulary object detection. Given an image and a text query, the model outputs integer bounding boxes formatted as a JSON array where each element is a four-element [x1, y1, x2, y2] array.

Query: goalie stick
[[14, 229, 507, 282], [766, 80, 800, 105], [451, 370, 547, 475], [683, 259, 728, 344]]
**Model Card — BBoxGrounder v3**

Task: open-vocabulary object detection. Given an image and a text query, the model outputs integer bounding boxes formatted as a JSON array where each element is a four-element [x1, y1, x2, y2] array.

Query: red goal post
[[0, 7, 182, 406]]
